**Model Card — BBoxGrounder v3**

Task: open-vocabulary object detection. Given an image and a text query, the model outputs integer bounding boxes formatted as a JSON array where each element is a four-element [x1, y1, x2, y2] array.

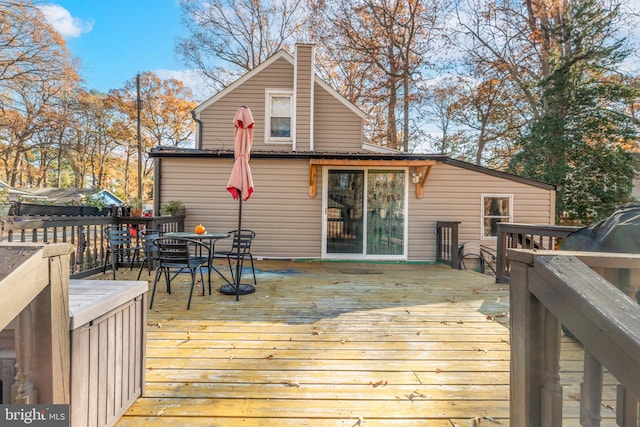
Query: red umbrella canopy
[[226, 106, 255, 201]]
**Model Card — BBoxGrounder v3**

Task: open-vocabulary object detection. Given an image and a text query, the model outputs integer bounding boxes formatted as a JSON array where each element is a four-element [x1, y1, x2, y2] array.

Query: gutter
[[147, 147, 555, 191], [148, 146, 450, 162]]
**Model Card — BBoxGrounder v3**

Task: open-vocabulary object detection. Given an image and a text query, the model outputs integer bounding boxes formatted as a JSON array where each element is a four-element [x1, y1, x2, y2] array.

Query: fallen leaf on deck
[[435, 368, 442, 373], [501, 339, 510, 345], [416, 331, 421, 336], [311, 327, 323, 335], [283, 380, 300, 388], [457, 320, 464, 324], [370, 380, 387, 387], [568, 392, 580, 401], [494, 312, 507, 318], [602, 403, 615, 411], [471, 415, 502, 425], [157, 406, 168, 416], [405, 309, 411, 314], [406, 390, 426, 401], [352, 416, 364, 426], [486, 315, 494, 321], [265, 354, 274, 359], [472, 288, 481, 294], [474, 347, 488, 353], [441, 321, 449, 325]]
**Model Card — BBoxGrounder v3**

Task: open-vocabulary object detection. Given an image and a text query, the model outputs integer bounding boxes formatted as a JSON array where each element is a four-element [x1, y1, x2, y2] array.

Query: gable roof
[[193, 49, 367, 120]]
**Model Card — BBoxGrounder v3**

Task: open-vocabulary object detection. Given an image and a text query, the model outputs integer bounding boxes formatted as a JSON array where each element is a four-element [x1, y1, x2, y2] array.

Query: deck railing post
[[12, 306, 37, 404], [616, 384, 639, 426], [540, 309, 562, 426], [581, 350, 603, 426], [496, 223, 508, 283], [509, 251, 545, 426]]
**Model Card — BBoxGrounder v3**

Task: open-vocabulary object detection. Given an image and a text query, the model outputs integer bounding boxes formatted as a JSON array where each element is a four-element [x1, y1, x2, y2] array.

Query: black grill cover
[[561, 203, 640, 253]]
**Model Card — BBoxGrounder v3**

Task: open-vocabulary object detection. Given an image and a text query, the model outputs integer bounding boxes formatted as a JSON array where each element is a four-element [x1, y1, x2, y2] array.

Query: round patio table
[[164, 231, 231, 286]]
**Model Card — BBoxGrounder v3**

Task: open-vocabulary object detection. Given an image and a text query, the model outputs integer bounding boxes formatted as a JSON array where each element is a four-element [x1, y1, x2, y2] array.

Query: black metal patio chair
[[149, 237, 211, 310], [213, 229, 257, 286], [136, 229, 161, 279], [103, 225, 143, 280]]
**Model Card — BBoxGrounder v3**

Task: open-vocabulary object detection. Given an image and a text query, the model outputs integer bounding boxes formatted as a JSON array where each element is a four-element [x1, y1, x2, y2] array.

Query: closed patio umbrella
[[220, 105, 256, 299]]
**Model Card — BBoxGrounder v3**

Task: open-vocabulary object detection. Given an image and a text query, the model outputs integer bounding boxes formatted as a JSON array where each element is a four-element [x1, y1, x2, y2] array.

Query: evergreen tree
[[508, 0, 639, 223]]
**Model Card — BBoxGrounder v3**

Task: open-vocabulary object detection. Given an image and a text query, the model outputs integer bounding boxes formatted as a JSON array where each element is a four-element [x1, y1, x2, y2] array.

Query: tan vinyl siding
[[158, 158, 553, 262], [199, 55, 365, 154], [406, 162, 554, 261], [159, 158, 323, 259], [199, 57, 294, 151], [313, 83, 366, 153]]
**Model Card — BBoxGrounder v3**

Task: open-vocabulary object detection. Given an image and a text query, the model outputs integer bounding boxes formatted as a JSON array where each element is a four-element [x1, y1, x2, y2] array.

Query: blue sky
[[39, 1, 207, 95], [38, 0, 640, 98]]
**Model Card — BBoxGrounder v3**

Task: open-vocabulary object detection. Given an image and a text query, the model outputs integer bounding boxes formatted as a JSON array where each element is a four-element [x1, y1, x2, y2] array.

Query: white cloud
[[38, 4, 93, 39], [154, 69, 215, 102]]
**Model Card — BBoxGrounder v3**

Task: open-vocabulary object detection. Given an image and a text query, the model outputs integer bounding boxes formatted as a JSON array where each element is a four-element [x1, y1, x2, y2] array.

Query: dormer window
[[265, 89, 293, 143]]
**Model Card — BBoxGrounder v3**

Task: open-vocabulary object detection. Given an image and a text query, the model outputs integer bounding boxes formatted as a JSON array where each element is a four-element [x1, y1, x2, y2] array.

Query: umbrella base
[[219, 283, 255, 296]]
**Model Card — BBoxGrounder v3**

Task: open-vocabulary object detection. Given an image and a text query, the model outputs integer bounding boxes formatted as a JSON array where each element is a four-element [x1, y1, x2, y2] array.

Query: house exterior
[[150, 44, 555, 262]]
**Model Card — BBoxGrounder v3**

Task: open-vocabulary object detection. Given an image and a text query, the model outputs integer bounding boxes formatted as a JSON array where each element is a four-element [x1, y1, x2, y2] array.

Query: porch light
[[412, 172, 422, 184]]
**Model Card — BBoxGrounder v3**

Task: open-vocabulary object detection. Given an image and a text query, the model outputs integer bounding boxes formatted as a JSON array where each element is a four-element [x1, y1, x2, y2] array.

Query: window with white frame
[[265, 89, 293, 143], [481, 194, 513, 239]]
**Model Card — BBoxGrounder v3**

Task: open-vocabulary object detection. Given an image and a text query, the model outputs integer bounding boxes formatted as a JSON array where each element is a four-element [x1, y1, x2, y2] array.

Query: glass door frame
[[321, 165, 409, 260]]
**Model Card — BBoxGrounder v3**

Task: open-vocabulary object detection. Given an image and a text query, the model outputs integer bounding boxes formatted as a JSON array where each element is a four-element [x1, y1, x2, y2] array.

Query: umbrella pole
[[220, 188, 255, 298], [235, 191, 242, 301]]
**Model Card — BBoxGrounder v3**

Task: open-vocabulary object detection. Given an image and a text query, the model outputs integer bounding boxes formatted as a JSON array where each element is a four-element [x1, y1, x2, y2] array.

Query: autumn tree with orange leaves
[[108, 72, 197, 199], [0, 0, 80, 186], [0, 1, 197, 201]]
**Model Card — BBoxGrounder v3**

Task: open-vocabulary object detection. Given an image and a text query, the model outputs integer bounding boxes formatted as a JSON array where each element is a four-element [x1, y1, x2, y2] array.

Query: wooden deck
[[110, 260, 618, 426]]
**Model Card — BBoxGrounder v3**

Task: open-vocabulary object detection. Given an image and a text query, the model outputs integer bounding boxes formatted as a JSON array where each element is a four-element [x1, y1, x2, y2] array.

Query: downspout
[[153, 157, 161, 216], [191, 110, 203, 150]]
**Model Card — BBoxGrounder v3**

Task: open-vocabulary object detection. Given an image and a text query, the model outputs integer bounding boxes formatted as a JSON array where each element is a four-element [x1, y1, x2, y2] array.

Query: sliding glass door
[[324, 168, 406, 258], [367, 170, 405, 256], [326, 170, 364, 254]]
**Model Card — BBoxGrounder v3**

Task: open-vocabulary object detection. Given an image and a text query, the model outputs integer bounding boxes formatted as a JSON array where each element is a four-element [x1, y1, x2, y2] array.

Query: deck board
[[111, 261, 617, 426]]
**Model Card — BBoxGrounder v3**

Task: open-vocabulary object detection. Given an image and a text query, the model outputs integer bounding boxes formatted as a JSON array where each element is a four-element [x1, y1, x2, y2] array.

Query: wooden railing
[[0, 243, 73, 404], [1, 215, 185, 278], [435, 221, 460, 268], [495, 223, 580, 283], [509, 249, 640, 426]]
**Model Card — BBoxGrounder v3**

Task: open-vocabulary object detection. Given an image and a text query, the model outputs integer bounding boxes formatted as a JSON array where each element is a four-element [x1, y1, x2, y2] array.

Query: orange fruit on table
[[194, 224, 206, 234]]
